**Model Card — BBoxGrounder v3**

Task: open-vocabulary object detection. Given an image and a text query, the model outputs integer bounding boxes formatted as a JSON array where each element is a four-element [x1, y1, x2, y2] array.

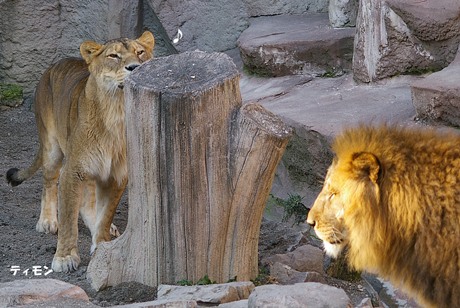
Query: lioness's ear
[[137, 31, 155, 53], [351, 152, 381, 184], [80, 41, 102, 64]]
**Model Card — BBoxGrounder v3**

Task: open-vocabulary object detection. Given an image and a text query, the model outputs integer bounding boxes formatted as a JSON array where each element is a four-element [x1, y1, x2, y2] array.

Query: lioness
[[6, 31, 154, 272], [307, 125, 460, 308]]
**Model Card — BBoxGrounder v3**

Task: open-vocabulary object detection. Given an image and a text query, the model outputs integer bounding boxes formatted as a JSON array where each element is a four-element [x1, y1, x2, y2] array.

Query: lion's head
[[306, 125, 460, 308], [307, 150, 382, 261], [80, 31, 155, 94]]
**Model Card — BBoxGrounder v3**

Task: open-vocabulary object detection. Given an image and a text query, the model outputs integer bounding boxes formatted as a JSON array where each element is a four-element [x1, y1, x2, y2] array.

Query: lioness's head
[[307, 151, 381, 258], [80, 31, 155, 93]]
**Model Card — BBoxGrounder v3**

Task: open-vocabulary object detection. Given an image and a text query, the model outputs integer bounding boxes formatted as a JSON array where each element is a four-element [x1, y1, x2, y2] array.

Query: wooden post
[[87, 51, 292, 290]]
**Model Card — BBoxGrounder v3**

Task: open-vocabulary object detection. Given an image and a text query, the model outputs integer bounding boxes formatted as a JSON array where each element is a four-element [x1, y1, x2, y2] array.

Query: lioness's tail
[[6, 144, 43, 187]]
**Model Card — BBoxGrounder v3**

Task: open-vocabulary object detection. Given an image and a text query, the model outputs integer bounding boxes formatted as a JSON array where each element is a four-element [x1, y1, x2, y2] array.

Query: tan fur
[[6, 31, 154, 272], [307, 124, 460, 308]]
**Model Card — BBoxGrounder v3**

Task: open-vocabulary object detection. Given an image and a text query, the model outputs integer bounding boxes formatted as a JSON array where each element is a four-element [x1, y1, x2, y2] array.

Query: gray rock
[[0, 279, 89, 307], [238, 14, 355, 77], [355, 298, 374, 308], [329, 0, 359, 28], [116, 299, 198, 308], [148, 0, 328, 54], [270, 262, 326, 285], [353, 0, 460, 83], [262, 244, 324, 274], [411, 44, 460, 126], [243, 0, 328, 17], [248, 283, 352, 308], [157, 282, 254, 305], [218, 299, 249, 308], [146, 0, 248, 53]]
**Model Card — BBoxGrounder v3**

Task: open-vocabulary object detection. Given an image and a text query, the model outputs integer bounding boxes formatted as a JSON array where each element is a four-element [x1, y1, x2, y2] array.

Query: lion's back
[[34, 58, 89, 147]]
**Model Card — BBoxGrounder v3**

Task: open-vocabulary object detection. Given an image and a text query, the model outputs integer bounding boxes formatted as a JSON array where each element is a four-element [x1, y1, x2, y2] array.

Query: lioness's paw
[[51, 254, 81, 272], [110, 223, 121, 238], [36, 219, 58, 234]]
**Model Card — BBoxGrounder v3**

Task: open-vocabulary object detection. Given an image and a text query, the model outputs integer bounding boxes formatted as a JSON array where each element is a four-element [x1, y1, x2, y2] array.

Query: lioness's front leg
[[91, 176, 127, 253], [51, 166, 85, 272]]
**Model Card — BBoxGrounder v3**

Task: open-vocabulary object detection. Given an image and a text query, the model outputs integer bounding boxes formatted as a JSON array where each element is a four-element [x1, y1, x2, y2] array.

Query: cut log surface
[[87, 51, 292, 290]]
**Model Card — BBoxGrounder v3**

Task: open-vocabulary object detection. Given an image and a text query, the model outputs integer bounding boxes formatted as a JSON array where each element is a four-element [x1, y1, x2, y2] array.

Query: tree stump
[[86, 51, 292, 290]]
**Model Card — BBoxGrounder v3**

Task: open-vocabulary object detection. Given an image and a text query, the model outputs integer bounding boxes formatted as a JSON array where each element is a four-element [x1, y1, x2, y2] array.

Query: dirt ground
[[0, 105, 369, 307], [0, 105, 161, 306]]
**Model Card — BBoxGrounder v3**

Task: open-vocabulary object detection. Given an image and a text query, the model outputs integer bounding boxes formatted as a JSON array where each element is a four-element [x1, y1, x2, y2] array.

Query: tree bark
[[87, 51, 292, 290]]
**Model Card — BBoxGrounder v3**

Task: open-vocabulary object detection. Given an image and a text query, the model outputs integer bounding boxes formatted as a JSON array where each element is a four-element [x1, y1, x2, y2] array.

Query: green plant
[[251, 267, 274, 286], [197, 275, 216, 285], [227, 276, 237, 283], [0, 83, 23, 100], [177, 279, 194, 286], [272, 193, 309, 226]]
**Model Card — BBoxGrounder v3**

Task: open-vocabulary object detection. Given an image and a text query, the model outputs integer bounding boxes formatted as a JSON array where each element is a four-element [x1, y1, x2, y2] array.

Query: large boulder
[[353, 0, 460, 83], [238, 14, 355, 77], [0, 279, 89, 306], [411, 44, 460, 126], [329, 0, 359, 28], [248, 283, 352, 308]]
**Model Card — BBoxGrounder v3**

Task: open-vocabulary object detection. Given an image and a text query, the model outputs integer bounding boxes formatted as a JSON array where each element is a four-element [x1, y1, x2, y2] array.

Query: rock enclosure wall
[[0, 0, 328, 101]]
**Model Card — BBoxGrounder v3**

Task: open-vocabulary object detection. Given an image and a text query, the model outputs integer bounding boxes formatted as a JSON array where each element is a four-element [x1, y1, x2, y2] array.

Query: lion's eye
[[108, 54, 120, 59], [329, 193, 336, 200], [137, 50, 145, 56]]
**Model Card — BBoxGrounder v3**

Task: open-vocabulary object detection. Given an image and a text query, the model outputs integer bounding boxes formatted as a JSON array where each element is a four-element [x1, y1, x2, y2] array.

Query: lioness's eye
[[137, 50, 145, 56], [329, 193, 335, 200], [108, 54, 119, 59]]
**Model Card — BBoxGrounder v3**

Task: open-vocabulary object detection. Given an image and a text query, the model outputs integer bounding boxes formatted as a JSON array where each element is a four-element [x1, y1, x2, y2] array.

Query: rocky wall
[[0, 0, 329, 102]]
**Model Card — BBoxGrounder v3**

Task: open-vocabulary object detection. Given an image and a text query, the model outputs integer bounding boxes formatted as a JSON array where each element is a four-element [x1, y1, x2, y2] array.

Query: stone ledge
[[237, 14, 355, 77]]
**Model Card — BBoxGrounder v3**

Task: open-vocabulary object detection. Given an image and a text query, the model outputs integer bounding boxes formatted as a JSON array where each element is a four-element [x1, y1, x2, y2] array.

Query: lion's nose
[[125, 64, 140, 71], [306, 219, 315, 227]]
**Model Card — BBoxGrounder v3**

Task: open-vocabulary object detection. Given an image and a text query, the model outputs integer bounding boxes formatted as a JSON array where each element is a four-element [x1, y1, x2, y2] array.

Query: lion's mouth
[[118, 84, 124, 89], [329, 239, 343, 245]]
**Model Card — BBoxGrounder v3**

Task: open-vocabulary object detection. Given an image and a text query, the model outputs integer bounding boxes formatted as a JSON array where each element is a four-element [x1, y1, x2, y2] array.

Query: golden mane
[[309, 124, 460, 308]]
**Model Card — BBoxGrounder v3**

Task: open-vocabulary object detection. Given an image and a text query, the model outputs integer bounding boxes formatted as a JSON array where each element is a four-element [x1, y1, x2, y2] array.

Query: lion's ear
[[80, 41, 102, 64], [137, 31, 155, 53], [351, 152, 381, 184]]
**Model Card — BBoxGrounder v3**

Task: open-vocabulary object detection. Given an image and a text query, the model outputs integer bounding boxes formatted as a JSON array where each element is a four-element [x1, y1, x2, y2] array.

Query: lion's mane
[[330, 125, 460, 308]]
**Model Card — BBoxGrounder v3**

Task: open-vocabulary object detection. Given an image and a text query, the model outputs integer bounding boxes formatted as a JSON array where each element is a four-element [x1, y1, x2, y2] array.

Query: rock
[[238, 14, 355, 77], [355, 298, 374, 308], [262, 244, 324, 274], [146, 0, 248, 53], [157, 282, 254, 305], [148, 0, 328, 53], [218, 300, 249, 308], [329, 0, 359, 28], [411, 44, 460, 126], [0, 279, 89, 306], [248, 283, 352, 308], [270, 262, 326, 285], [116, 299, 198, 308], [243, 0, 328, 17], [353, 0, 460, 83], [17, 298, 99, 308]]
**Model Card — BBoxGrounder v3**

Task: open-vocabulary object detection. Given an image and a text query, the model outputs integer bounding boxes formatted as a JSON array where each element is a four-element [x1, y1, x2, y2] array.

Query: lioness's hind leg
[[80, 181, 121, 241], [80, 181, 97, 234], [91, 177, 127, 253], [36, 139, 63, 234]]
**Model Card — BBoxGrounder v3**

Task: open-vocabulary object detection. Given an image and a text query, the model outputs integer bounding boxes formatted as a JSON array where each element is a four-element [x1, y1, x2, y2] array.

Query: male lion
[[6, 31, 155, 272], [307, 125, 460, 308]]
